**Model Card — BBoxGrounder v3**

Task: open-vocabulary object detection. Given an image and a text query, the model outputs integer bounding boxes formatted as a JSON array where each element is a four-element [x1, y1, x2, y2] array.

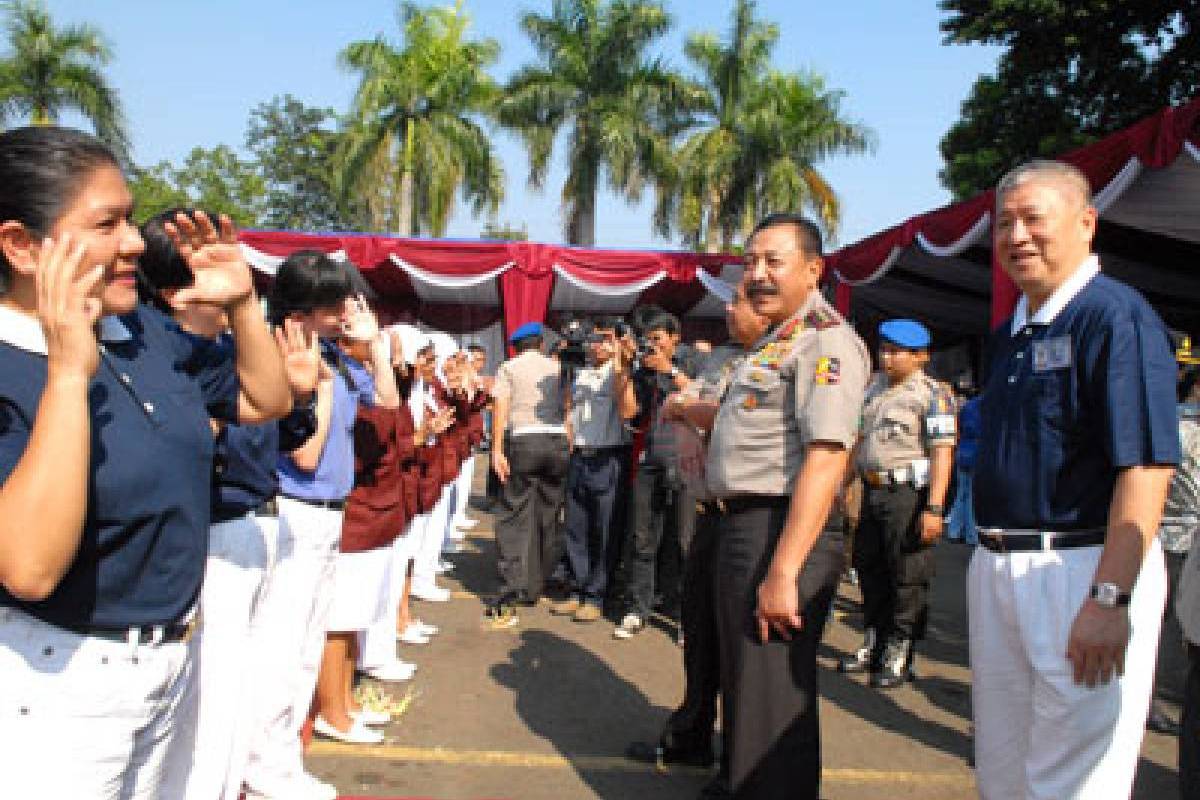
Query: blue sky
[[41, 0, 1001, 250]]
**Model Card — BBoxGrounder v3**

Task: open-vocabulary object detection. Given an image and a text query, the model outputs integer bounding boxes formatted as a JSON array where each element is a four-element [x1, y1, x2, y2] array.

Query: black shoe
[[837, 629, 876, 674], [697, 774, 733, 799], [1147, 707, 1180, 736], [625, 739, 714, 769]]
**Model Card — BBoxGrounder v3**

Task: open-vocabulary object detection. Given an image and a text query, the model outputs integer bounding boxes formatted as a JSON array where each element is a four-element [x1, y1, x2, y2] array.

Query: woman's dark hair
[[0, 126, 121, 293], [136, 207, 197, 314], [268, 249, 354, 325]]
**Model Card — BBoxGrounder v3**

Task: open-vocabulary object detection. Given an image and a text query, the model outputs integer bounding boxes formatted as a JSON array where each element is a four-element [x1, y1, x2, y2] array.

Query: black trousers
[[495, 431, 570, 600], [664, 506, 721, 753], [626, 462, 696, 619], [852, 483, 935, 650], [715, 498, 842, 800], [1183, 642, 1200, 799], [562, 449, 622, 605]]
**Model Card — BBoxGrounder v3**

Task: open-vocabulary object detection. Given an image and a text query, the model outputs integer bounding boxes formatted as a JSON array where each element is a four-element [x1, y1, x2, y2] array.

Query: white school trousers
[[359, 515, 425, 671], [968, 538, 1165, 800], [414, 490, 452, 587], [452, 454, 476, 523], [242, 498, 340, 796], [184, 512, 277, 800], [0, 606, 199, 800]]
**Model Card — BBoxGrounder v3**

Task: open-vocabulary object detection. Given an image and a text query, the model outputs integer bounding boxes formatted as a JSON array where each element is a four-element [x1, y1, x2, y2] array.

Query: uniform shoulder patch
[[815, 356, 841, 385], [803, 309, 838, 331]]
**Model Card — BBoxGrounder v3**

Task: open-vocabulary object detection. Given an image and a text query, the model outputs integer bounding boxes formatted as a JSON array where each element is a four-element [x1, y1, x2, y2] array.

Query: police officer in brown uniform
[[837, 319, 955, 688], [706, 213, 869, 799]]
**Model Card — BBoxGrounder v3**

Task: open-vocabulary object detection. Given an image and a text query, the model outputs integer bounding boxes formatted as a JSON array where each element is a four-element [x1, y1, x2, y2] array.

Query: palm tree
[[656, 0, 874, 250], [337, 1, 503, 236], [498, 0, 702, 246], [0, 0, 129, 158]]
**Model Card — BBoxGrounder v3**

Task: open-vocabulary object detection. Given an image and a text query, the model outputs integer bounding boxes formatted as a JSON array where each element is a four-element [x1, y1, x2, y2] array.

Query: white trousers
[[452, 455, 476, 522], [413, 490, 451, 587], [184, 513, 277, 800], [0, 606, 199, 800], [242, 499, 340, 796], [968, 539, 1166, 800], [360, 515, 424, 671]]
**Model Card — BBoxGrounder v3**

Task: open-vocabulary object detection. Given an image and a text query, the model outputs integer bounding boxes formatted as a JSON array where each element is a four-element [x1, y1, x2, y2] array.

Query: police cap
[[879, 319, 931, 350], [509, 321, 544, 345]]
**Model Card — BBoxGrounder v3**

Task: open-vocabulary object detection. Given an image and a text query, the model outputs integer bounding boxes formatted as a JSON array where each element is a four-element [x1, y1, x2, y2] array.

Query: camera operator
[[550, 318, 638, 622], [614, 311, 702, 639]]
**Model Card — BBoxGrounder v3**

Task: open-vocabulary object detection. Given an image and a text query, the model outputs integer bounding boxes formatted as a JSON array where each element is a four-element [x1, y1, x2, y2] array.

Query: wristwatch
[[1090, 582, 1131, 608], [924, 503, 943, 515]]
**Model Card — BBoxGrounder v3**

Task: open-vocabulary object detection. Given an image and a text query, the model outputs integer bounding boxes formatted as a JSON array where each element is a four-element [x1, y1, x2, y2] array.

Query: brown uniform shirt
[[706, 291, 869, 498], [492, 349, 566, 432], [856, 371, 956, 473]]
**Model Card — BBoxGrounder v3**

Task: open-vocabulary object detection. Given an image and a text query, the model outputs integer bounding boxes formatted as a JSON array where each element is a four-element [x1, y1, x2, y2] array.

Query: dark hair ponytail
[[0, 126, 121, 293]]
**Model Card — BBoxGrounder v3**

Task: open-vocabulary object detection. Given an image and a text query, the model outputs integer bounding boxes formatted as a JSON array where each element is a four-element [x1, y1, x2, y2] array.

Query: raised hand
[[340, 294, 380, 343], [389, 328, 406, 369], [164, 211, 254, 309], [36, 233, 104, 380], [275, 319, 321, 400]]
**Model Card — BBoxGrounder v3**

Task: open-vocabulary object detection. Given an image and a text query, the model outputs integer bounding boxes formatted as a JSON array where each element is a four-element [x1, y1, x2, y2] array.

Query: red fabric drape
[[834, 278, 853, 316]]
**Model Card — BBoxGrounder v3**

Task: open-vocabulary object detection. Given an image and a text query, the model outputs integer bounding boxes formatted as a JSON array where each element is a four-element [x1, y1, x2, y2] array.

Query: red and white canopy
[[824, 97, 1200, 336], [237, 230, 743, 358]]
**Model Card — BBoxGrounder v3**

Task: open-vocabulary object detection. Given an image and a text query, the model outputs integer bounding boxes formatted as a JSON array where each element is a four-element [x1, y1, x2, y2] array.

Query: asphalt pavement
[[306, 456, 1183, 799]]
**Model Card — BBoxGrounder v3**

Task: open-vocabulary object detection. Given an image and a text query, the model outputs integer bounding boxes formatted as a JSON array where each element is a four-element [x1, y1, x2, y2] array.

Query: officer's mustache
[[745, 282, 779, 298]]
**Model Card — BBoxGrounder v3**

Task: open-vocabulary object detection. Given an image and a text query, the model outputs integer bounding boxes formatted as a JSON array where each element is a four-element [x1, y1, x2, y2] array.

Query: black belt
[[713, 495, 790, 515], [63, 616, 200, 645], [212, 498, 279, 524], [575, 445, 625, 458], [977, 527, 1105, 553], [279, 494, 345, 511]]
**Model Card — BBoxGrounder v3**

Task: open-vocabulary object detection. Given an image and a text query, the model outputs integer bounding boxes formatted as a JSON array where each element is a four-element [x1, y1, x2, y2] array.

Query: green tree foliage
[[0, 0, 129, 158], [656, 0, 874, 250], [498, 0, 703, 246], [939, 0, 1200, 198], [247, 95, 354, 231], [337, 1, 504, 237], [129, 145, 265, 228]]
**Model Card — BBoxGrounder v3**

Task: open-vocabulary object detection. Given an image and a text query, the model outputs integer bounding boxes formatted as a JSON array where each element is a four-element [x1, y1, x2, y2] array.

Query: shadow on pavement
[[490, 628, 710, 800]]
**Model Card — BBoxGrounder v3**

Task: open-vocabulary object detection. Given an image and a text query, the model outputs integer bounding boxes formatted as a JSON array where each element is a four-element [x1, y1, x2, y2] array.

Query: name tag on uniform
[[1032, 335, 1072, 372]]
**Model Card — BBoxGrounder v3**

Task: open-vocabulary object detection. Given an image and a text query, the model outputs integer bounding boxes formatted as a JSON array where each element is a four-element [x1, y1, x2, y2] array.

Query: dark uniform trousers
[[496, 431, 570, 600], [852, 484, 935, 649], [626, 462, 697, 619], [663, 505, 722, 757], [715, 498, 843, 799], [562, 449, 623, 604], [1183, 643, 1200, 798]]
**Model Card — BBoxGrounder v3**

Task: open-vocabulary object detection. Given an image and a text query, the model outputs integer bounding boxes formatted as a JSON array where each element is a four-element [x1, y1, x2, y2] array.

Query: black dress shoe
[[1147, 708, 1181, 736], [624, 739, 714, 768]]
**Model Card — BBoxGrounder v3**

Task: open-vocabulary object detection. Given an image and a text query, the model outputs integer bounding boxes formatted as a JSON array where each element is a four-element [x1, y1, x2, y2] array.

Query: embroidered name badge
[[1032, 335, 1072, 372], [815, 356, 841, 385]]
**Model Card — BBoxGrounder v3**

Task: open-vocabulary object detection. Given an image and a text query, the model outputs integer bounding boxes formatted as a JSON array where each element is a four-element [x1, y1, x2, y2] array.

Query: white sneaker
[[397, 624, 431, 645], [613, 613, 645, 640], [351, 708, 391, 726], [412, 582, 451, 602], [365, 660, 417, 682], [412, 619, 439, 636], [313, 715, 384, 744]]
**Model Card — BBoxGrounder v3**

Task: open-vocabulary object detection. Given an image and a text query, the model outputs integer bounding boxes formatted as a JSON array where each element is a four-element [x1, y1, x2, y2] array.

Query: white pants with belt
[[184, 512, 277, 800], [968, 538, 1166, 800], [0, 606, 198, 800], [242, 498, 340, 797]]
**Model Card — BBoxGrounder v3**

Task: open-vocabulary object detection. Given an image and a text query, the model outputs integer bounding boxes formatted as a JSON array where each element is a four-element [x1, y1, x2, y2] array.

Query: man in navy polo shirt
[[970, 159, 1179, 799]]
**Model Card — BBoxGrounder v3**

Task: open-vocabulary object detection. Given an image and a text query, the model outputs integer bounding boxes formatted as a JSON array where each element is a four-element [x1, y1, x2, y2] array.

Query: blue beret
[[879, 319, 931, 349], [509, 321, 544, 344]]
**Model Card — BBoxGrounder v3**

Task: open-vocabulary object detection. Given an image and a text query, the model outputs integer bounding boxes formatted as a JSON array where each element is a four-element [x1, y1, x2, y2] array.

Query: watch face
[[1093, 583, 1119, 606]]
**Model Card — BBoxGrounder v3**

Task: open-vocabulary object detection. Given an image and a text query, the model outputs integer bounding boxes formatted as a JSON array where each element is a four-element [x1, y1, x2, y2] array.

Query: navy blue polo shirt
[[207, 336, 317, 519], [974, 269, 1179, 531], [0, 304, 239, 628]]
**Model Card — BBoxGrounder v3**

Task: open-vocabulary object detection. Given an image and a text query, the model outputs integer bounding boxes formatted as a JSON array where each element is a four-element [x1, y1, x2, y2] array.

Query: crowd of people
[[0, 122, 1196, 800]]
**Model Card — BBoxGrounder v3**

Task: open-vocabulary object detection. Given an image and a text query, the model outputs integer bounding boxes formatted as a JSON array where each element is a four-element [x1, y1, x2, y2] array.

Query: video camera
[[558, 317, 592, 370]]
